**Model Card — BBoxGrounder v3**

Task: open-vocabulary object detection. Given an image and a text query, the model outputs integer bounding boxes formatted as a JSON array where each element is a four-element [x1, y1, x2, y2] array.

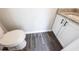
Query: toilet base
[[3, 47, 8, 51], [8, 40, 27, 51]]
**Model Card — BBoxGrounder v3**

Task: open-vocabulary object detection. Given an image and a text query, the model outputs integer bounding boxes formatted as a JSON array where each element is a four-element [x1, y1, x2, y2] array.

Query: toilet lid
[[0, 30, 25, 47]]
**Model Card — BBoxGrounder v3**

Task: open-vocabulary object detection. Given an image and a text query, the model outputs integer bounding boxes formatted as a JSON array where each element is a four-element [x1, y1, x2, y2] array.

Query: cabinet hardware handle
[[64, 21, 68, 26], [61, 19, 64, 24]]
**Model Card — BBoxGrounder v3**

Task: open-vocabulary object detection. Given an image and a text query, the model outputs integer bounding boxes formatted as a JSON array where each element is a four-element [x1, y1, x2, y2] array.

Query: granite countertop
[[58, 11, 79, 24]]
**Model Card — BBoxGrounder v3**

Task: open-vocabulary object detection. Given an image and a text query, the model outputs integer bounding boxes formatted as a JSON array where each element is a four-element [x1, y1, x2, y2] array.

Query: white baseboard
[[25, 29, 52, 34]]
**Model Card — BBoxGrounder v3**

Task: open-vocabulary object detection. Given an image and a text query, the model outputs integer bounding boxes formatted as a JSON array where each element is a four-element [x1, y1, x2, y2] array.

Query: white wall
[[0, 8, 57, 33]]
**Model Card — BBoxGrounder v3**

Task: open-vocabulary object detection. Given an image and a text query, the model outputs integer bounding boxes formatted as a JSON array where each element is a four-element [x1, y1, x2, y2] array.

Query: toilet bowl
[[0, 30, 27, 50]]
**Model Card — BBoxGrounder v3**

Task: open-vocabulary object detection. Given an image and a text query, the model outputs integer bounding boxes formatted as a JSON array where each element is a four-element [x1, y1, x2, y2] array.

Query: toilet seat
[[0, 30, 26, 47]]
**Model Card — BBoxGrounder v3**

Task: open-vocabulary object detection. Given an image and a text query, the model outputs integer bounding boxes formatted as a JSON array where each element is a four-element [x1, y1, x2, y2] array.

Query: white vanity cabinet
[[58, 20, 79, 47], [52, 14, 79, 47], [52, 14, 66, 36]]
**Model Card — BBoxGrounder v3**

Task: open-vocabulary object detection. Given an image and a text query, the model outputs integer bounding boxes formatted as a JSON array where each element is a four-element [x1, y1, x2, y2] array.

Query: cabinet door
[[52, 15, 65, 36], [58, 20, 79, 47]]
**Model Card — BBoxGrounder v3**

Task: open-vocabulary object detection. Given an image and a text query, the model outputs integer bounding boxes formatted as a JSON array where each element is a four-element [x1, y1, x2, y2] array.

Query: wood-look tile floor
[[23, 31, 63, 51]]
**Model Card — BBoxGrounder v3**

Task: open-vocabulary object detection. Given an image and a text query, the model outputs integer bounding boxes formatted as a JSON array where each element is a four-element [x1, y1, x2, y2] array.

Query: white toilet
[[0, 26, 27, 50]]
